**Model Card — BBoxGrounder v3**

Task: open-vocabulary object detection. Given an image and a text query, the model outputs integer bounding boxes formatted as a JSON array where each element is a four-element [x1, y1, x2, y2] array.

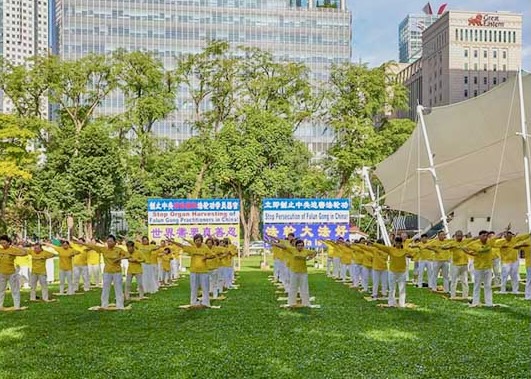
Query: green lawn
[[1, 258, 529, 379]]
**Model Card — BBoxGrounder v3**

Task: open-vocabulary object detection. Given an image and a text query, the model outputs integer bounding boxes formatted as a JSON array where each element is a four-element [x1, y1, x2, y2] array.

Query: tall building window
[[474, 29, 478, 42], [493, 64, 497, 72], [493, 50, 497, 58], [498, 31, 502, 42], [460, 29, 463, 41], [483, 50, 487, 58], [489, 30, 492, 42], [503, 31, 506, 43], [465, 29, 468, 41], [464, 49, 468, 57], [473, 50, 478, 58], [464, 89, 468, 97], [513, 31, 516, 43], [464, 76, 468, 84], [474, 90, 478, 97], [480, 30, 483, 41], [494, 31, 497, 42], [464, 63, 469, 70], [474, 63, 478, 71], [483, 77, 487, 85], [484, 64, 487, 71], [474, 76, 478, 85], [502, 51, 506, 59], [493, 77, 497, 85]]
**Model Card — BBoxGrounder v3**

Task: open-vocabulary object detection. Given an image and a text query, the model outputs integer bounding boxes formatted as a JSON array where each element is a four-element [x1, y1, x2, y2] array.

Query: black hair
[[193, 234, 203, 242], [0, 235, 11, 243], [288, 233, 295, 238], [295, 239, 305, 246], [126, 241, 135, 248], [108, 235, 117, 242], [421, 234, 428, 238], [478, 230, 489, 236]]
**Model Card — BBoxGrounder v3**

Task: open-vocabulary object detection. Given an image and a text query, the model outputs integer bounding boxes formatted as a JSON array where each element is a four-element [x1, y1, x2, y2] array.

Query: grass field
[[0, 258, 529, 379]]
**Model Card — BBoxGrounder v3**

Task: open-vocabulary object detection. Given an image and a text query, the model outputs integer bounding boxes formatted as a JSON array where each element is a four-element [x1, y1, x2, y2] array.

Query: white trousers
[[18, 266, 30, 288], [450, 265, 469, 298], [125, 273, 144, 299], [101, 273, 124, 309], [501, 261, 520, 294], [142, 264, 157, 294], [151, 264, 159, 291], [288, 272, 310, 306], [158, 262, 163, 281], [88, 264, 101, 286], [417, 261, 433, 288], [472, 269, 493, 306], [73, 266, 90, 292], [171, 259, 179, 279], [349, 263, 361, 287], [273, 259, 281, 281], [340, 264, 348, 281], [492, 258, 501, 284], [332, 257, 341, 278], [388, 271, 407, 307], [161, 270, 171, 284], [190, 273, 210, 306], [372, 269, 388, 297], [59, 270, 73, 294], [525, 267, 531, 300], [361, 266, 372, 292], [431, 261, 450, 292], [326, 257, 333, 276], [0, 273, 20, 308], [46, 258, 55, 283], [30, 273, 49, 301]]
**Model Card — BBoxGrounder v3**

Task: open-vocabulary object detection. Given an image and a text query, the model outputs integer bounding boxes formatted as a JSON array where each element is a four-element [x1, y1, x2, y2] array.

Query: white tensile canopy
[[375, 72, 531, 234]]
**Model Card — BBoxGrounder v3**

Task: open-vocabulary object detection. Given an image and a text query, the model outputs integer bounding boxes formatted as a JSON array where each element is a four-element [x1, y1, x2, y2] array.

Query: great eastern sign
[[468, 14, 505, 28]]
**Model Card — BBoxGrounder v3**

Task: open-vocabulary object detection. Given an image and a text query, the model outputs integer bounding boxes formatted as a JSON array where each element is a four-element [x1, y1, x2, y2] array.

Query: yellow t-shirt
[[91, 245, 129, 274], [440, 240, 469, 266], [339, 246, 354, 265], [30, 250, 56, 275], [495, 235, 527, 264], [416, 242, 434, 261], [220, 245, 236, 267], [0, 247, 28, 275], [466, 241, 494, 270], [54, 247, 77, 271], [370, 246, 388, 271], [127, 250, 145, 275], [15, 254, 31, 267], [137, 245, 159, 264], [286, 247, 313, 274], [160, 252, 173, 272], [427, 239, 452, 261], [182, 245, 211, 273], [374, 243, 414, 273], [87, 249, 101, 265]]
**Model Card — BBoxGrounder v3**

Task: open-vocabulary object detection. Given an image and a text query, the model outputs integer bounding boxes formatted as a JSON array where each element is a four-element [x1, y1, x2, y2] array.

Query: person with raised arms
[[373, 237, 417, 308], [124, 241, 145, 300], [44, 240, 80, 295], [439, 230, 471, 299], [29, 244, 57, 302], [512, 235, 531, 300], [493, 231, 528, 294], [79, 235, 130, 310], [136, 236, 160, 294], [270, 235, 316, 308], [0, 235, 28, 310], [169, 234, 216, 308], [425, 231, 451, 293]]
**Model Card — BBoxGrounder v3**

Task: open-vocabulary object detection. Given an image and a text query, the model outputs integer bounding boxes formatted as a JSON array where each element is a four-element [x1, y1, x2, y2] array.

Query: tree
[[0, 115, 37, 232], [325, 62, 410, 197], [113, 50, 178, 170]]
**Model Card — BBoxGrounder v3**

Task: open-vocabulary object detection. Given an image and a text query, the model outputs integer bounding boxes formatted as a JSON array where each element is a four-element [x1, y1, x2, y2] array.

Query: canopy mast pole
[[416, 105, 450, 235], [362, 167, 392, 246], [517, 68, 531, 233]]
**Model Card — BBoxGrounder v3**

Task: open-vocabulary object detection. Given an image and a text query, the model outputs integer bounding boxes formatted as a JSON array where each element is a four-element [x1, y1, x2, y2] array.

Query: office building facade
[[0, 0, 49, 113], [398, 13, 438, 63], [54, 0, 351, 156]]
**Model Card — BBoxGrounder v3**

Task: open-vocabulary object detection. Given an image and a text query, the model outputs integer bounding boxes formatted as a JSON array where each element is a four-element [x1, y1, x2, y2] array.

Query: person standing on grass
[[462, 230, 495, 307], [0, 235, 28, 310], [373, 237, 417, 308], [425, 231, 451, 293], [125, 241, 145, 300], [369, 240, 389, 299], [169, 234, 215, 308], [44, 240, 80, 295], [137, 236, 160, 295], [80, 235, 130, 309], [72, 241, 90, 293], [219, 238, 236, 290], [86, 242, 102, 287], [413, 234, 433, 289], [270, 236, 316, 308], [440, 231, 471, 299], [159, 247, 173, 286], [494, 231, 527, 294], [29, 244, 57, 301], [512, 235, 531, 300]]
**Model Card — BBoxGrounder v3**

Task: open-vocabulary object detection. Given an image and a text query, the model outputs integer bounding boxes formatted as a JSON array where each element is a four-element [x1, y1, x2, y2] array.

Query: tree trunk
[[250, 202, 261, 240], [1, 177, 12, 222], [336, 173, 352, 198], [190, 163, 207, 198], [85, 194, 93, 239]]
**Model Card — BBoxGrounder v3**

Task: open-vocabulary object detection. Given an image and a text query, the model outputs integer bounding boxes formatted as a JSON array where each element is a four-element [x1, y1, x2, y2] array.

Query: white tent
[[375, 72, 531, 234]]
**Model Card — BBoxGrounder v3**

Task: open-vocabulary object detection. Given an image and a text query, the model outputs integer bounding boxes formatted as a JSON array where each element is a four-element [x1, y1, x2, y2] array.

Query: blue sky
[[347, 0, 531, 69]]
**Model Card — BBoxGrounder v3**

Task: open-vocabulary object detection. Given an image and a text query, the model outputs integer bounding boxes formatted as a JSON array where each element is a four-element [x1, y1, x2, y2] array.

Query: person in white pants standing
[[137, 237, 160, 294], [374, 238, 417, 308], [495, 231, 527, 294], [71, 241, 90, 292], [28, 244, 56, 301], [463, 230, 495, 307], [414, 234, 433, 289], [272, 238, 315, 308], [82, 235, 129, 309], [426, 231, 451, 293], [512, 237, 531, 300], [170, 234, 214, 307], [124, 241, 145, 300], [0, 235, 28, 309], [442, 231, 470, 299], [45, 241, 79, 295], [87, 245, 102, 287], [367, 241, 388, 299]]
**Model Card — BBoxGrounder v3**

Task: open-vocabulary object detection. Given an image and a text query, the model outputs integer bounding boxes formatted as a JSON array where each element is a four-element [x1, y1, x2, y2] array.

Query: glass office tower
[[54, 0, 351, 156]]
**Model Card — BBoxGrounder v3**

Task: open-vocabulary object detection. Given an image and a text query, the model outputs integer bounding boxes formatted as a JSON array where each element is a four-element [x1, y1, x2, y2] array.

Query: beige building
[[398, 10, 522, 118], [422, 10, 522, 108]]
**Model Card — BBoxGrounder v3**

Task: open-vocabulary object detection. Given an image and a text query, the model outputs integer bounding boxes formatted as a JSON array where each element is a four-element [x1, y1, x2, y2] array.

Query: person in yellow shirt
[[29, 244, 57, 301], [322, 239, 351, 283], [125, 241, 145, 300], [373, 237, 417, 308], [441, 230, 470, 299], [170, 234, 215, 307], [513, 236, 530, 300], [425, 231, 451, 293], [495, 231, 527, 294], [71, 240, 90, 292], [169, 244, 181, 281], [273, 238, 316, 307], [462, 230, 495, 307], [487, 231, 502, 286], [137, 236, 160, 295], [0, 235, 28, 309], [219, 238, 237, 290], [410, 234, 433, 289], [45, 240, 79, 295], [159, 247, 174, 286], [359, 240, 374, 293], [86, 242, 102, 287], [81, 235, 130, 309], [14, 253, 31, 289], [368, 241, 389, 299]]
